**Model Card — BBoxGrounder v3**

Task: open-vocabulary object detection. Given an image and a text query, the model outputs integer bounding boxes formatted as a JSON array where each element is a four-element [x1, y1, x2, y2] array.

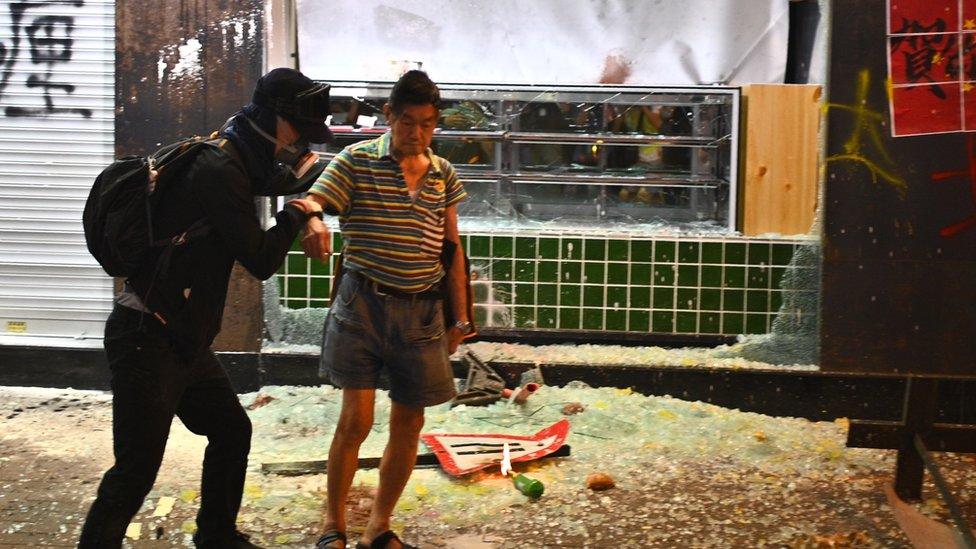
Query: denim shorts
[[319, 272, 457, 407]]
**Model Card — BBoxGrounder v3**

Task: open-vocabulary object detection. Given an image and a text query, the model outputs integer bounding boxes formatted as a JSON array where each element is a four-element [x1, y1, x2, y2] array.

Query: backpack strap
[[151, 218, 210, 247], [147, 137, 225, 248], [149, 135, 241, 185], [132, 136, 223, 327], [152, 139, 208, 177], [204, 137, 246, 173]]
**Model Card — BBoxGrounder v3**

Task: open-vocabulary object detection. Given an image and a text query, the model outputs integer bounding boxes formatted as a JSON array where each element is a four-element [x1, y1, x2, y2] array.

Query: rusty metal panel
[[116, 0, 264, 155], [821, 0, 976, 376], [116, 0, 265, 352], [212, 264, 263, 353]]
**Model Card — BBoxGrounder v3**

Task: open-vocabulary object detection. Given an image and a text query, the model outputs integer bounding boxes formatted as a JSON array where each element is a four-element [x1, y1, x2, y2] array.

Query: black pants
[[78, 305, 252, 548]]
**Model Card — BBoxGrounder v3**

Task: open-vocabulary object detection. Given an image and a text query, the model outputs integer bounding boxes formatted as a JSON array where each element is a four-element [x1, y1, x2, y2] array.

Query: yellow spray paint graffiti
[[824, 70, 908, 198]]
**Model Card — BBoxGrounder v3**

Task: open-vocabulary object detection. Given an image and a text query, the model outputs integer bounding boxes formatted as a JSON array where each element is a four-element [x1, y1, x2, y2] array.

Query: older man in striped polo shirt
[[301, 71, 471, 549]]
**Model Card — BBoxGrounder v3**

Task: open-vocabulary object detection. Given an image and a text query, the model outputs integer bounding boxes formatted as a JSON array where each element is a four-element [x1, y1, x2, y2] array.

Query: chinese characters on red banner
[[889, 0, 976, 136]]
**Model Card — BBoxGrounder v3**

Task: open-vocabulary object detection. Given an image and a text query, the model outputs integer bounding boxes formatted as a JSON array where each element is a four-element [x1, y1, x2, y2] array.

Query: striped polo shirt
[[309, 132, 467, 291]]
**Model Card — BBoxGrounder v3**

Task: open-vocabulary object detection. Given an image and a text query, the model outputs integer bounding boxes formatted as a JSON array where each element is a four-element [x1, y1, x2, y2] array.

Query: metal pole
[[914, 435, 976, 549]]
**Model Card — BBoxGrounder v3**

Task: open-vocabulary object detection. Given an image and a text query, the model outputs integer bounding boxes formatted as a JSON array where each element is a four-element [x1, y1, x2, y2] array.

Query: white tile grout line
[[304, 253, 310, 307], [717, 238, 726, 334], [533, 235, 541, 326], [586, 237, 608, 331], [693, 241, 702, 335]]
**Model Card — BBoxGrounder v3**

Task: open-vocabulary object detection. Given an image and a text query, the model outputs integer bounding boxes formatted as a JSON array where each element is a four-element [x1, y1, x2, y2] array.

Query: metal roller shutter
[[0, 0, 115, 346]]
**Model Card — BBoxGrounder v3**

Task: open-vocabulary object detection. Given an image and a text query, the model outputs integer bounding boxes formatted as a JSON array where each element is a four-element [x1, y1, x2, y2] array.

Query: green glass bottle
[[512, 473, 544, 498]]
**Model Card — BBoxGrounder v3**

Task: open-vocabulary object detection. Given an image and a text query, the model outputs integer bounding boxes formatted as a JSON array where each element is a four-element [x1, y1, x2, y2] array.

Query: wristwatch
[[453, 320, 474, 335]]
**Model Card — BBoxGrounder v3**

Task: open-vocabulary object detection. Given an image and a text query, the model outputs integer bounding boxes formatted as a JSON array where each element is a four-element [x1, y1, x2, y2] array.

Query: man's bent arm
[[444, 205, 468, 324]]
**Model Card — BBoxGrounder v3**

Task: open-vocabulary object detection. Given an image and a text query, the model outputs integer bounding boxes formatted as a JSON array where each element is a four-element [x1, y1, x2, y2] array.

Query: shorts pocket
[[336, 274, 361, 308], [402, 319, 444, 344], [332, 307, 363, 330]]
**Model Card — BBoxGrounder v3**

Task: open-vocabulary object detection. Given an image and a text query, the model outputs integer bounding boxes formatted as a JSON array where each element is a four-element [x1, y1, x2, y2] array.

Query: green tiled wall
[[278, 232, 816, 336]]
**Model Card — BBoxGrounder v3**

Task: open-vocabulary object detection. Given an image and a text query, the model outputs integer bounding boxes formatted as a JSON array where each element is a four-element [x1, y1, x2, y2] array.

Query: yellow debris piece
[[124, 522, 141, 540], [657, 409, 678, 420], [396, 499, 418, 512], [153, 496, 176, 517], [816, 440, 843, 461]]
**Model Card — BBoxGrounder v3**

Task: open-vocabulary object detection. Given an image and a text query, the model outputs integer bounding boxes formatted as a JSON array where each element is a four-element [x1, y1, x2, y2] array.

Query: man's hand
[[446, 325, 465, 355], [599, 52, 631, 84], [286, 197, 322, 218], [301, 216, 331, 261]]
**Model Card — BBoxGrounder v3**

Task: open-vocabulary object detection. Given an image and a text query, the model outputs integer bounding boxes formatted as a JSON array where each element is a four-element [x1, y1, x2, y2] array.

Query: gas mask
[[259, 155, 327, 197], [245, 116, 321, 179], [228, 77, 333, 196]]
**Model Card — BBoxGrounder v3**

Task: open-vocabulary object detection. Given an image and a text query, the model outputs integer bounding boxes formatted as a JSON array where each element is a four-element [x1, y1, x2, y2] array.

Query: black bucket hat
[[251, 68, 333, 143]]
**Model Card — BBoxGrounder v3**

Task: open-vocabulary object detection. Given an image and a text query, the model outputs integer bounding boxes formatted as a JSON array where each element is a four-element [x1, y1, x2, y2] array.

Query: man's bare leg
[[321, 389, 375, 548], [360, 402, 425, 548]]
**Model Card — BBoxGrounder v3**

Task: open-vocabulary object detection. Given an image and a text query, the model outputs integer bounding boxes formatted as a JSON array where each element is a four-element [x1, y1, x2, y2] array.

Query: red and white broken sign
[[420, 419, 570, 476]]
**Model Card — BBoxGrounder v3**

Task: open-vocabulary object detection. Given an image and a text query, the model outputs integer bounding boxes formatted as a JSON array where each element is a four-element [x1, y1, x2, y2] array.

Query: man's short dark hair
[[389, 70, 441, 115]]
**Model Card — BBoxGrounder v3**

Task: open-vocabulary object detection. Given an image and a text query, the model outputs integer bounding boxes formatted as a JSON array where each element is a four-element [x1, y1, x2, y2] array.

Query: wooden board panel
[[741, 84, 821, 236]]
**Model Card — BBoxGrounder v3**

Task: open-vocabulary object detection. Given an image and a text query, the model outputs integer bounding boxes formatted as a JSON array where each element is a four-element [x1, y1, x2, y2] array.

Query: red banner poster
[[888, 0, 976, 135]]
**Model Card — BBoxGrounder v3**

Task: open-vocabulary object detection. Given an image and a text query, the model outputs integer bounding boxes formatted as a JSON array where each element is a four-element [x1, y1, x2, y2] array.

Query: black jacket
[[129, 142, 305, 358]]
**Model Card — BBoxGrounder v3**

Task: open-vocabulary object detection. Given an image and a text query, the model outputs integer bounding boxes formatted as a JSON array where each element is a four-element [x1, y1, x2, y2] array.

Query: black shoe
[[355, 530, 417, 549], [316, 529, 347, 548], [194, 530, 265, 548], [232, 531, 264, 549]]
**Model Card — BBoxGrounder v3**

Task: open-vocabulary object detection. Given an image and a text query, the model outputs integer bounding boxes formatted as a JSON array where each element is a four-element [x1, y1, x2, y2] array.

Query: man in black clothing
[[78, 68, 330, 549]]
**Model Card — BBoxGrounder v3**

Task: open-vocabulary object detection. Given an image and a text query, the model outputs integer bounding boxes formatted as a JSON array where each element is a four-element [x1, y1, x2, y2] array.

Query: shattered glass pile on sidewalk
[[240, 383, 940, 547], [3, 381, 970, 547]]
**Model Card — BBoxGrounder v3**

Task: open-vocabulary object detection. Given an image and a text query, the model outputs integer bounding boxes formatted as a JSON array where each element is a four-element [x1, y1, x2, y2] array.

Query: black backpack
[[83, 136, 220, 277]]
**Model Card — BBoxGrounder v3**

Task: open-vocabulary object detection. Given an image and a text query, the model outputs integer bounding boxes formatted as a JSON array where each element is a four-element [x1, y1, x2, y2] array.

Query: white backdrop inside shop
[[296, 0, 790, 85]]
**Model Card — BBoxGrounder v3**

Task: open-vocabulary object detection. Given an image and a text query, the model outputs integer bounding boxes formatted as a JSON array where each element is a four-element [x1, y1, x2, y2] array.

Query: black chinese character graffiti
[[0, 1, 91, 118], [891, 17, 958, 100]]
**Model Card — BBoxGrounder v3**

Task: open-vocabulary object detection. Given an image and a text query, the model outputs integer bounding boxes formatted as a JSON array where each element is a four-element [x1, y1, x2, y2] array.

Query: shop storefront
[[0, 0, 826, 355], [270, 0, 823, 349]]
